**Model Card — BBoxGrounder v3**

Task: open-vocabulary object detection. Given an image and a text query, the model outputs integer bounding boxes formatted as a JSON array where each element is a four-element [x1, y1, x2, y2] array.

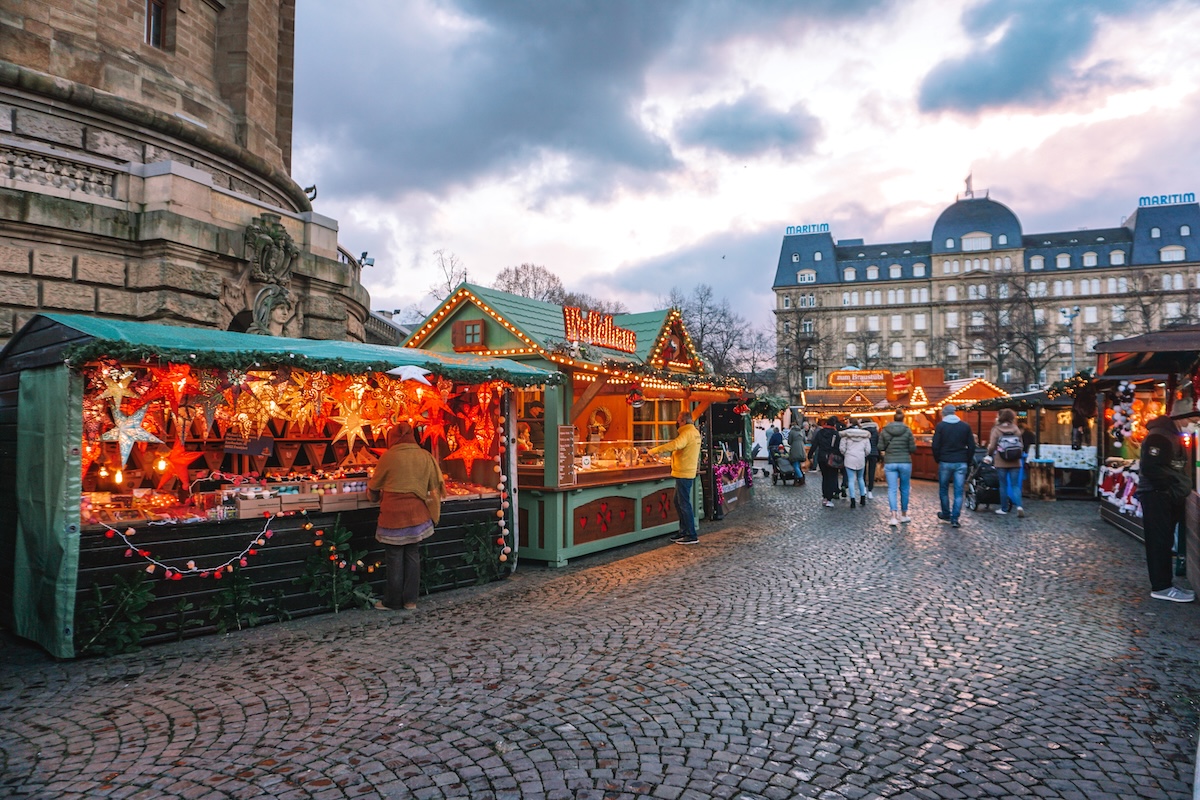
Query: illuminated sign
[[1139, 193, 1195, 207], [563, 307, 637, 353], [828, 369, 890, 387], [786, 223, 830, 235]]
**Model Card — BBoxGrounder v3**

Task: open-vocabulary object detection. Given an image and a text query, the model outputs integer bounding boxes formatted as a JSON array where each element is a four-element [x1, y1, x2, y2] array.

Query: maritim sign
[[785, 223, 830, 235], [1139, 192, 1195, 207]]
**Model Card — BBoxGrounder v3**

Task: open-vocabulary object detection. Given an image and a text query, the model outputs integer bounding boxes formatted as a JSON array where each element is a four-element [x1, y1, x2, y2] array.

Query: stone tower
[[0, 0, 370, 344]]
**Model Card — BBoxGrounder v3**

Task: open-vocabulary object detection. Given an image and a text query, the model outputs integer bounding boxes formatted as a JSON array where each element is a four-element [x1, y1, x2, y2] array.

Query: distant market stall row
[[0, 286, 751, 657]]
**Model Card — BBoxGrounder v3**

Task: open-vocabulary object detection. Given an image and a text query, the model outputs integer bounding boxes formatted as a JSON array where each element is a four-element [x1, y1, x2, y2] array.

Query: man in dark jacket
[[861, 419, 881, 499], [931, 404, 975, 528], [1138, 415, 1195, 602]]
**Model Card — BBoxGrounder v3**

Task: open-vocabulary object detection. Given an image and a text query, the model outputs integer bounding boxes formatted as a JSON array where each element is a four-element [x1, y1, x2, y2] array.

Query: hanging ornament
[[148, 363, 196, 413], [99, 369, 136, 407], [155, 439, 204, 490], [444, 437, 487, 477], [386, 364, 433, 385], [101, 402, 164, 467], [330, 400, 372, 453]]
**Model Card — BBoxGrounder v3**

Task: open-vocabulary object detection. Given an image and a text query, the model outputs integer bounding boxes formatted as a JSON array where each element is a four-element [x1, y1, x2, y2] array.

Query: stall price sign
[[557, 425, 576, 487], [224, 431, 274, 456]]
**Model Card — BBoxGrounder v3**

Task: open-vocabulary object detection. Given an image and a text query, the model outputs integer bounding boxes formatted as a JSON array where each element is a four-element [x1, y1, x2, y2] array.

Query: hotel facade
[[771, 192, 1200, 395]]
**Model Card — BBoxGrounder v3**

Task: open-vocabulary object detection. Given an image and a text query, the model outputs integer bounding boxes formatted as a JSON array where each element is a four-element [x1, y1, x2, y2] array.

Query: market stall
[[404, 284, 748, 565], [0, 314, 555, 658], [1093, 327, 1200, 539]]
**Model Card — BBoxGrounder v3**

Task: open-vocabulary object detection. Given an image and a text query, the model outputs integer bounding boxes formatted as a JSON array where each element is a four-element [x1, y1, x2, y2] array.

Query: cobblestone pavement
[[2, 479, 1200, 799]]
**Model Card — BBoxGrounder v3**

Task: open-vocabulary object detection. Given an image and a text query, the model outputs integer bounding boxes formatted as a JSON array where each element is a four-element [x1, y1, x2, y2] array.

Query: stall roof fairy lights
[[405, 283, 743, 392], [4, 313, 558, 386]]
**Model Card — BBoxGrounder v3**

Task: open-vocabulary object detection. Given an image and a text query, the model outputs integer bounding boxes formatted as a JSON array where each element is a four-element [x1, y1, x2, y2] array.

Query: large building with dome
[[771, 191, 1200, 395]]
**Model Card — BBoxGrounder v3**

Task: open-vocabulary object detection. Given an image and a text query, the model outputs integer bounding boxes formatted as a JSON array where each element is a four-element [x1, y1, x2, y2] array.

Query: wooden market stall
[[0, 314, 555, 658], [1092, 327, 1200, 540], [404, 284, 748, 566]]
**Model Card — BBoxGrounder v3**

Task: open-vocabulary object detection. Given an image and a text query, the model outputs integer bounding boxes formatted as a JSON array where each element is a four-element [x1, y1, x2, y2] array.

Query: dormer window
[[843, 267, 856, 281], [1151, 227, 1161, 239], [866, 266, 879, 280], [813, 252, 822, 261], [962, 233, 992, 251], [1082, 252, 1097, 267], [1056, 253, 1070, 269], [998, 234, 1008, 246], [797, 270, 816, 284], [792, 253, 800, 263], [945, 238, 955, 249], [1030, 255, 1045, 270], [889, 264, 901, 278], [1183, 225, 1192, 236], [1110, 250, 1125, 265], [1161, 246, 1186, 263]]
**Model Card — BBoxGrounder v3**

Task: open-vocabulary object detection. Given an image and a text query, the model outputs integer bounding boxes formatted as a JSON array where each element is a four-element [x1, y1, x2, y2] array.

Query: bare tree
[[846, 328, 889, 371], [776, 311, 824, 400], [493, 263, 565, 303], [559, 291, 628, 315], [664, 284, 746, 376], [428, 249, 468, 301], [737, 326, 776, 392], [1007, 294, 1059, 388]]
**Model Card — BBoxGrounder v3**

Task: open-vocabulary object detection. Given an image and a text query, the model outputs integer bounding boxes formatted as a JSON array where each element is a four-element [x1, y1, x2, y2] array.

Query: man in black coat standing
[[1138, 415, 1195, 602], [932, 404, 975, 528]]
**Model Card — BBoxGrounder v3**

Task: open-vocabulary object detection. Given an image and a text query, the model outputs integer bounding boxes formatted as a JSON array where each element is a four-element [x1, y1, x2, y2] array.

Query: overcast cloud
[[292, 0, 1200, 325]]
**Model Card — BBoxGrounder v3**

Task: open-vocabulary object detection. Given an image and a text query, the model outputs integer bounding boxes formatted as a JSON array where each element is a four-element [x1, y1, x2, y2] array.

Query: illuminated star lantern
[[99, 370, 136, 407], [156, 439, 204, 490], [101, 403, 164, 467], [386, 365, 433, 385], [444, 437, 486, 478], [149, 364, 195, 413], [330, 402, 372, 453]]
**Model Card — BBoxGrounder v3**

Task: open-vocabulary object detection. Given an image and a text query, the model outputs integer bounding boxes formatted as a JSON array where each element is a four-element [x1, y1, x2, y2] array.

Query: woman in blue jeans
[[878, 410, 918, 526]]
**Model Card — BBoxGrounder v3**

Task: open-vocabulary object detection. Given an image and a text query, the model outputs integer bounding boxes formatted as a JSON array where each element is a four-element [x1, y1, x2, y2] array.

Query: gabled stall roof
[[1, 314, 559, 386], [407, 283, 701, 368]]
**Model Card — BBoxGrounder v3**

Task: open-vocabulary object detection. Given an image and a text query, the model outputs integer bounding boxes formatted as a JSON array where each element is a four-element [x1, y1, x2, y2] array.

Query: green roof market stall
[[0, 314, 555, 658]]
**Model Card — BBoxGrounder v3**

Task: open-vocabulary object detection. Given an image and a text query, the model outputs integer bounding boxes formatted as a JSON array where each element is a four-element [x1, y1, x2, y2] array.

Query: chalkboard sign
[[557, 425, 576, 487]]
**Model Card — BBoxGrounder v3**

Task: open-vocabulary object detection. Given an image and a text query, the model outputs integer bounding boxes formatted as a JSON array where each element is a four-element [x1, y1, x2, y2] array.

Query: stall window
[[633, 398, 682, 446], [452, 319, 487, 352]]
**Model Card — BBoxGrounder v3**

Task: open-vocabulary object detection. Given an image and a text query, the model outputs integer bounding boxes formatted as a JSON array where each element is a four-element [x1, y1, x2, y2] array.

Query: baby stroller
[[771, 445, 805, 486], [965, 452, 1001, 511]]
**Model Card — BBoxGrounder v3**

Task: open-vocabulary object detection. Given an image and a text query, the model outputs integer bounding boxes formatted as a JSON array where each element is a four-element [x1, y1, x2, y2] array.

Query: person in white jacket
[[839, 423, 873, 508]]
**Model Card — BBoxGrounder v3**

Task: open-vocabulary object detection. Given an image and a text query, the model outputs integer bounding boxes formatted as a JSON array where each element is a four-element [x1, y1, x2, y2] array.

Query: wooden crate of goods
[[280, 493, 322, 512], [235, 495, 281, 517], [319, 492, 362, 512]]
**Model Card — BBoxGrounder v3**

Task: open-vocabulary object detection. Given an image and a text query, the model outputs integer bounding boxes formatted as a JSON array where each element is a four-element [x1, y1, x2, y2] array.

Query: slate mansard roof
[[773, 196, 1200, 290]]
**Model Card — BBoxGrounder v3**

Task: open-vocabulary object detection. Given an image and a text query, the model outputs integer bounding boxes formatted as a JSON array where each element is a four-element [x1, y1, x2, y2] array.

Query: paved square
[[1, 481, 1197, 798]]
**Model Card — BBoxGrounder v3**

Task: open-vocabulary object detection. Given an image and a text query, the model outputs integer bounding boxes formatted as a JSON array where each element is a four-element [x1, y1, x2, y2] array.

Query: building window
[[1161, 246, 1186, 263], [890, 341, 904, 358], [998, 234, 1008, 246], [782, 295, 791, 309], [846, 343, 857, 359], [799, 293, 816, 307], [973, 369, 987, 379], [1110, 250, 1125, 265], [1034, 308, 1046, 325], [1183, 225, 1192, 236], [805, 374, 816, 390], [919, 288, 930, 302], [801, 318, 814, 333], [146, 0, 166, 47], [947, 341, 960, 357], [913, 263, 926, 277], [867, 315, 880, 332], [1151, 227, 1161, 239], [843, 267, 856, 281], [783, 321, 792, 335], [947, 370, 960, 380], [970, 312, 983, 327], [914, 313, 927, 330], [945, 311, 959, 328], [792, 253, 800, 263], [1111, 305, 1125, 323], [867, 342, 880, 358], [1166, 302, 1182, 320], [914, 340, 927, 358], [1030, 255, 1045, 270], [945, 286, 958, 302], [1082, 252, 1097, 267], [452, 319, 487, 352], [1085, 335, 1098, 353], [868, 290, 882, 305], [845, 317, 857, 333], [866, 266, 879, 280], [945, 238, 955, 249], [1083, 306, 1097, 324], [814, 252, 823, 261], [1003, 256, 1012, 270], [1057, 336, 1071, 354], [1059, 367, 1072, 380], [797, 270, 817, 283], [962, 233, 992, 251], [889, 264, 902, 279], [890, 314, 903, 331], [1056, 253, 1070, 269]]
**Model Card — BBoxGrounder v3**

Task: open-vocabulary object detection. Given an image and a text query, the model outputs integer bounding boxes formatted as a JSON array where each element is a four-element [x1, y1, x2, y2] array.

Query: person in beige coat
[[984, 408, 1025, 517]]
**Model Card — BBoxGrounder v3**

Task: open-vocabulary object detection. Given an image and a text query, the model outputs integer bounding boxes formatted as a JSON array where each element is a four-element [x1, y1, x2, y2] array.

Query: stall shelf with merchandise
[[0, 314, 554, 658], [405, 284, 748, 566], [1093, 327, 1200, 540]]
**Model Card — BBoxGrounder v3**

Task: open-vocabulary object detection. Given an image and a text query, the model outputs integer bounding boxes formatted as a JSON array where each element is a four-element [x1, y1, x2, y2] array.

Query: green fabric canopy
[[39, 313, 559, 386]]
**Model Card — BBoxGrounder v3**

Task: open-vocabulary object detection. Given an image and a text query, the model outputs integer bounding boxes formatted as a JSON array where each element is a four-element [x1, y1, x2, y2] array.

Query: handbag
[[825, 451, 845, 469]]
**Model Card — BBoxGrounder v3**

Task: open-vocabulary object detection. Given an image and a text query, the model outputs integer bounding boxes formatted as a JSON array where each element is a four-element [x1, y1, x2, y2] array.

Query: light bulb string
[[99, 513, 282, 579]]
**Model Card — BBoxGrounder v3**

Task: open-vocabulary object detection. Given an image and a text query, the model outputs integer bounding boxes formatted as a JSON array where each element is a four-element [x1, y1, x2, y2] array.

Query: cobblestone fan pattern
[[2, 482, 1199, 799]]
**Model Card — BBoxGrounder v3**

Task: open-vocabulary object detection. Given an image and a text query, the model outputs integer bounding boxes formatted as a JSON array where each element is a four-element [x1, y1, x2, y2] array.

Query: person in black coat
[[808, 416, 842, 507], [1138, 415, 1195, 602]]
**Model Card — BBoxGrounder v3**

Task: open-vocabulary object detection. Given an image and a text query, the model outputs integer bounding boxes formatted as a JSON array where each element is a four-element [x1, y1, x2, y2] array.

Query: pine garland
[[598, 358, 745, 391], [62, 339, 561, 387]]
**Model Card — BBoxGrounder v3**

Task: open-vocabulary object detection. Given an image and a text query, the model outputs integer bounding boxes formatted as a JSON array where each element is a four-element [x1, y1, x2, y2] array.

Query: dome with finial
[[930, 196, 1022, 255]]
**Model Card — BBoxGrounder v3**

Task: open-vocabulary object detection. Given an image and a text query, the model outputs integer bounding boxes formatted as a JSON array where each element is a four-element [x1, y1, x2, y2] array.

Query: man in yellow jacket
[[647, 411, 703, 545]]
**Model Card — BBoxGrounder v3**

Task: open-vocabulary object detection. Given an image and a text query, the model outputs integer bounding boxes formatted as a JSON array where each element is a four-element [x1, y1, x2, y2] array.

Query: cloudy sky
[[292, 0, 1200, 326]]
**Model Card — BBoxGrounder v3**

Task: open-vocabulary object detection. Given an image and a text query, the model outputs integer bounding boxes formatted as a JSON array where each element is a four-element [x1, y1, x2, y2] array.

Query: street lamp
[[1060, 305, 1081, 376]]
